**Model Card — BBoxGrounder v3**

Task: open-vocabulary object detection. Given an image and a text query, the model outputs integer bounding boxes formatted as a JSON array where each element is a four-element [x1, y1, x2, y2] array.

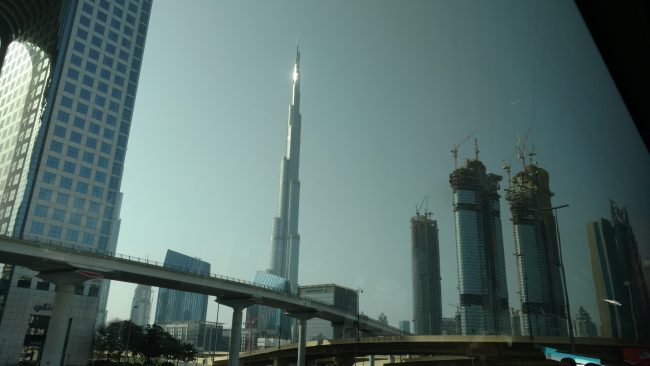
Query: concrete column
[[297, 317, 307, 366], [40, 284, 75, 366], [228, 306, 244, 366], [369, 355, 375, 366]]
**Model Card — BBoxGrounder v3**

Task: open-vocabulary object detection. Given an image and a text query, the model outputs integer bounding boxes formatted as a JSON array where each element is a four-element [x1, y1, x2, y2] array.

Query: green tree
[[94, 321, 125, 361], [178, 342, 197, 363], [137, 324, 166, 364]]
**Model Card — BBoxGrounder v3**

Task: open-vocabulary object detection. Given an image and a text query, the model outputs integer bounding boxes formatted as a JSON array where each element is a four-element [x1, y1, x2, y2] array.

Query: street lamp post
[[544, 204, 574, 352], [213, 300, 220, 365], [356, 287, 363, 341]]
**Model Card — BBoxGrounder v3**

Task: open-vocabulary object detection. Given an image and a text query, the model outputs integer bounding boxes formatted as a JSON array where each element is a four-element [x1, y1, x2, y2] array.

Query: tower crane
[[450, 130, 476, 169], [415, 196, 430, 219], [502, 145, 518, 186], [516, 127, 532, 170]]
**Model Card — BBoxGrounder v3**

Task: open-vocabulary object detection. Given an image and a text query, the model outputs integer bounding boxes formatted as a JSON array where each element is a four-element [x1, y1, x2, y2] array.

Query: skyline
[[106, 0, 650, 333]]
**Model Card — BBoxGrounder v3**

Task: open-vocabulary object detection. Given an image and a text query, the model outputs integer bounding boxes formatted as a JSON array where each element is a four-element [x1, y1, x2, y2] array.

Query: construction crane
[[502, 145, 518, 185], [415, 196, 431, 219], [516, 127, 532, 170], [450, 130, 476, 169]]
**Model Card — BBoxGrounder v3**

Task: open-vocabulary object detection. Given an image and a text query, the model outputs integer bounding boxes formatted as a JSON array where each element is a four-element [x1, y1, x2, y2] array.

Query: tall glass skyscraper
[[245, 271, 291, 344], [449, 146, 510, 335], [270, 44, 302, 295], [0, 1, 151, 363], [410, 211, 442, 335], [505, 162, 567, 337], [155, 250, 210, 323], [587, 202, 650, 339]]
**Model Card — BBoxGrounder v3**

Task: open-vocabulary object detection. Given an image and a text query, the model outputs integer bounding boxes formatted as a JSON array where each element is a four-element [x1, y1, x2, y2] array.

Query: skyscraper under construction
[[410, 211, 442, 335], [449, 142, 510, 335], [505, 161, 567, 336]]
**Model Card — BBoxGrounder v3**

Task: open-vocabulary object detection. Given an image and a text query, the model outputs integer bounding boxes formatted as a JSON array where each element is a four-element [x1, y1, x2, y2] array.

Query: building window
[[85, 217, 97, 229], [48, 225, 62, 238], [66, 229, 79, 242], [50, 140, 63, 153], [70, 213, 82, 225], [76, 182, 89, 194], [38, 189, 52, 201], [73, 197, 86, 210], [67, 146, 79, 159], [82, 232, 95, 245], [56, 111, 70, 124], [43, 172, 56, 185], [46, 156, 60, 169], [34, 205, 48, 218], [80, 167, 92, 179], [30, 221, 45, 235], [63, 161, 76, 174], [71, 131, 82, 144], [56, 193, 69, 206], [59, 177, 73, 190]]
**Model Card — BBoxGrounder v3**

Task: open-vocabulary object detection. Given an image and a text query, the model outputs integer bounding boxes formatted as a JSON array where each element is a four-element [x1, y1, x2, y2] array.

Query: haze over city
[[107, 0, 650, 332]]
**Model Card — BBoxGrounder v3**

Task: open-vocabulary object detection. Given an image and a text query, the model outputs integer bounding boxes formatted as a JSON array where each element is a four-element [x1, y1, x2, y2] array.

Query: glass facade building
[[505, 163, 567, 337], [0, 0, 151, 363], [587, 203, 650, 339], [410, 212, 442, 335], [449, 154, 510, 335], [154, 250, 210, 323], [130, 284, 152, 327], [245, 271, 291, 346], [298, 284, 359, 341]]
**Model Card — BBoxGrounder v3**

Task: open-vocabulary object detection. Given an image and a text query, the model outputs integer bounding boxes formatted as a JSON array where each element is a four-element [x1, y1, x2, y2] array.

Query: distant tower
[[155, 250, 210, 323], [573, 306, 598, 338], [505, 161, 567, 336], [130, 285, 152, 327], [587, 202, 650, 339], [399, 320, 411, 334], [410, 211, 442, 335], [269, 41, 303, 294], [449, 144, 510, 335]]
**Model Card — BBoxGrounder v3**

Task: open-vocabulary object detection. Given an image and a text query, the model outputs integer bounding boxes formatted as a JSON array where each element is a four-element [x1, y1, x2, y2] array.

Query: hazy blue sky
[[107, 0, 650, 330]]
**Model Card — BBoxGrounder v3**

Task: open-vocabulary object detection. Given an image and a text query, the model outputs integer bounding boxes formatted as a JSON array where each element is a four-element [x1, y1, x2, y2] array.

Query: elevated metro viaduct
[[217, 335, 644, 366], [0, 236, 402, 366]]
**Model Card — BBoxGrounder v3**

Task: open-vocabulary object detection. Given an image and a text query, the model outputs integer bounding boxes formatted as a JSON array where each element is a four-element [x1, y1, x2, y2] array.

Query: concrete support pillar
[[228, 306, 244, 366], [40, 284, 75, 366], [332, 322, 344, 339], [216, 296, 254, 366], [297, 317, 307, 366], [287, 311, 316, 366], [369, 355, 375, 366]]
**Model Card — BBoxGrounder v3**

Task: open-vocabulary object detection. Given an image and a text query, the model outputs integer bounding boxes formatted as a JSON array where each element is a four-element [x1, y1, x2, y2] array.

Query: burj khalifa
[[270, 44, 302, 294]]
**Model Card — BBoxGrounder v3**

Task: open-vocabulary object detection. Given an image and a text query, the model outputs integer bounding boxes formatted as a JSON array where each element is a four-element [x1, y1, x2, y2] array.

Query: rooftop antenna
[[450, 130, 476, 169]]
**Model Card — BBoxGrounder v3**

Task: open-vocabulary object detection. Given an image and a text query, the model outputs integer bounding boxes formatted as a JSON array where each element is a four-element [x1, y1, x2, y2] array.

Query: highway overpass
[[215, 335, 645, 366], [0, 235, 402, 365]]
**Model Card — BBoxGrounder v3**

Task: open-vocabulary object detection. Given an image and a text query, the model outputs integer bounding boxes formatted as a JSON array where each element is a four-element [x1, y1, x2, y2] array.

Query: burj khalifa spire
[[270, 42, 302, 294]]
